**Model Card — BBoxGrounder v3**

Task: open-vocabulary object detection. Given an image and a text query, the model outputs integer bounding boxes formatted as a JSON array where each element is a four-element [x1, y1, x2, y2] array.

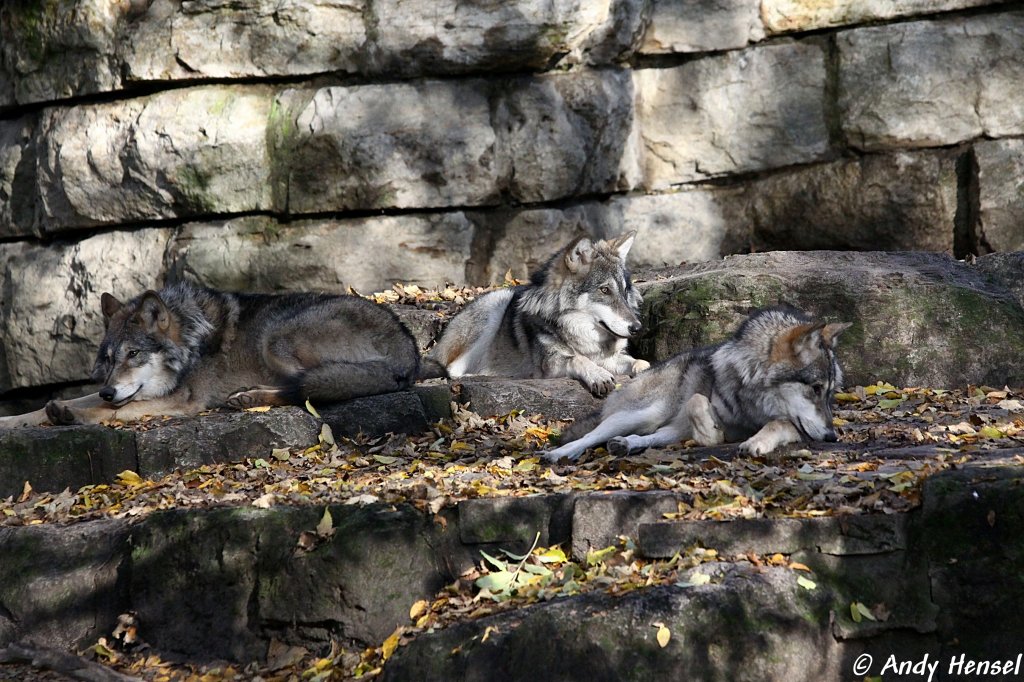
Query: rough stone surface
[[272, 82, 500, 215], [130, 504, 456, 659], [763, 0, 1009, 33], [168, 214, 475, 294], [740, 151, 958, 253], [975, 252, 1024, 311], [455, 377, 601, 421], [571, 491, 684, 560], [0, 519, 130, 651], [136, 408, 321, 479], [634, 41, 829, 188], [458, 494, 573, 548], [370, 0, 612, 76], [37, 86, 274, 230], [500, 69, 641, 203], [383, 566, 841, 682], [125, 0, 367, 82], [0, 115, 37, 238], [0, 229, 169, 391], [640, 0, 764, 53], [634, 251, 1024, 388], [0, 426, 137, 498], [975, 138, 1024, 253], [0, 0, 124, 105], [839, 13, 1024, 150], [920, 463, 1024, 660], [639, 515, 908, 558]]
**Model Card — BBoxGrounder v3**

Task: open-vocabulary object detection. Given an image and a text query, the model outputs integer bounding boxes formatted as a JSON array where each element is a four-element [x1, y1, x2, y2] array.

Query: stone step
[[0, 461, 1019, 671], [0, 376, 606, 497]]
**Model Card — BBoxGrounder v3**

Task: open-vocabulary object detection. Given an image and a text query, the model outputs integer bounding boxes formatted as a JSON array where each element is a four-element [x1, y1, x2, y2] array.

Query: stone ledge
[[0, 390, 450, 496], [455, 376, 601, 421], [638, 514, 908, 558]]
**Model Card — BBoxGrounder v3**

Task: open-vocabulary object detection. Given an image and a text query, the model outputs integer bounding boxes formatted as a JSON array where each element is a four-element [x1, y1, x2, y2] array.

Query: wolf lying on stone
[[429, 231, 650, 396], [544, 306, 851, 461], [0, 282, 422, 427]]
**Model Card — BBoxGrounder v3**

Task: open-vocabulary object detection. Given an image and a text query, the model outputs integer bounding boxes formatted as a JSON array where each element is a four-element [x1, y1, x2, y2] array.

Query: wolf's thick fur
[[544, 307, 851, 461], [0, 282, 421, 427], [430, 232, 650, 396]]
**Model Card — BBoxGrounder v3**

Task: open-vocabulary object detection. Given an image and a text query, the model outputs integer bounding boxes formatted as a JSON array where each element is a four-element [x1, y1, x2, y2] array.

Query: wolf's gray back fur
[[429, 232, 649, 396], [547, 306, 851, 461]]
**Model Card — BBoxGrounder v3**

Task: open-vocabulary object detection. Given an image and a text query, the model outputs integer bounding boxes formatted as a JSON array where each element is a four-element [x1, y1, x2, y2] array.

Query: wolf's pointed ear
[[610, 230, 636, 260], [564, 237, 595, 274], [136, 291, 171, 335], [822, 322, 852, 346], [770, 321, 825, 366], [100, 292, 123, 320]]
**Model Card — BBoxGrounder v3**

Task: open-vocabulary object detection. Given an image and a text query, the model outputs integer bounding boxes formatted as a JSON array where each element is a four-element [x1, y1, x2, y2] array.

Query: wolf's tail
[[558, 409, 602, 444]]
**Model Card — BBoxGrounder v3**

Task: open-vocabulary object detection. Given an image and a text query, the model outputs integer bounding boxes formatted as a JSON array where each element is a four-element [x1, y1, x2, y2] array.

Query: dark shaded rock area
[[0, 458, 1021, 681]]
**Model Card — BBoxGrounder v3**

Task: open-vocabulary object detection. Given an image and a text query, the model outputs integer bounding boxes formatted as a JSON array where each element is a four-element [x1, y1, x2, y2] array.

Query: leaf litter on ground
[[2, 264, 1023, 682]]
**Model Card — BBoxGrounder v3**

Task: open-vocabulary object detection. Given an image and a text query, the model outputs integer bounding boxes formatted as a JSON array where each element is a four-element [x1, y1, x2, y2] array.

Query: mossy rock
[[634, 251, 1024, 388]]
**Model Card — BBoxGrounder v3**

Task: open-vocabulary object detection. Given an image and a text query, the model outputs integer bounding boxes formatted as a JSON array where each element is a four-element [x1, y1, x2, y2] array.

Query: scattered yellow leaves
[[654, 622, 671, 648]]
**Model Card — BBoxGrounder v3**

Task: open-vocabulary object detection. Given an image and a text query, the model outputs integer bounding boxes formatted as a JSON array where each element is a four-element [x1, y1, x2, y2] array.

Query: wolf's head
[[547, 231, 643, 340], [734, 308, 852, 442], [91, 290, 185, 405]]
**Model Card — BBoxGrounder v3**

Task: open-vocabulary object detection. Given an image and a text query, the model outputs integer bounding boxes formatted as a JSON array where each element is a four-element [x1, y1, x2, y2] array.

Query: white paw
[[582, 367, 616, 397], [630, 359, 651, 375], [542, 447, 579, 463], [738, 435, 772, 456]]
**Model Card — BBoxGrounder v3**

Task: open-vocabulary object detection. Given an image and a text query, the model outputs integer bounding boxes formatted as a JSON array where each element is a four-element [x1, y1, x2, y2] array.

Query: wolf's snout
[[628, 322, 642, 336], [99, 386, 117, 402], [823, 429, 838, 442]]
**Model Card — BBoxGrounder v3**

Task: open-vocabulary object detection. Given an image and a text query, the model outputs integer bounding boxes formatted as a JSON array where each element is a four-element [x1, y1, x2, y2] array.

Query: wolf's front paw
[[738, 434, 772, 457], [542, 448, 579, 464], [630, 359, 651, 375], [582, 367, 616, 397], [45, 400, 81, 425]]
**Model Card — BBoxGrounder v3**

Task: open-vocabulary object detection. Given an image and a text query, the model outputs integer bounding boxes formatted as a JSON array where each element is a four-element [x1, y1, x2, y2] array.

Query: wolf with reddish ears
[[545, 306, 852, 462]]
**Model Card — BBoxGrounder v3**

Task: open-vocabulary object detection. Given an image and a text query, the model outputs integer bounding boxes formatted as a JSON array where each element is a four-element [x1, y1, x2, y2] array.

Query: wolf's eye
[[126, 350, 139, 359], [812, 382, 825, 395], [600, 285, 612, 295]]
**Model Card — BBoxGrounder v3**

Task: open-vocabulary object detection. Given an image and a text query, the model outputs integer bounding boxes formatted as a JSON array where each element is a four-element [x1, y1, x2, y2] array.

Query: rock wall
[[1, 0, 1023, 396]]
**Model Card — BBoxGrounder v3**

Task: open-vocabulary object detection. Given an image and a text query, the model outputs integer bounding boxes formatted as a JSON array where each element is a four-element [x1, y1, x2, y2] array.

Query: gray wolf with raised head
[[544, 307, 851, 461], [429, 232, 650, 396], [0, 282, 421, 427]]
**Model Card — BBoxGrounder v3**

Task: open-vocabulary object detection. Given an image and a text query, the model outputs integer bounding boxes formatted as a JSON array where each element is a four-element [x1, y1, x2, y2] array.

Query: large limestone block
[[38, 86, 274, 230], [639, 0, 764, 54], [272, 82, 501, 214], [634, 251, 1024, 388], [594, 191, 749, 266], [0, 115, 37, 238], [124, 0, 367, 81], [370, 0, 612, 74], [499, 69, 641, 202], [0, 229, 169, 390], [464, 207, 594, 284], [763, 0, 1008, 33], [0, 0, 124, 105], [839, 13, 1024, 150], [975, 138, 1024, 253], [633, 41, 828, 188], [168, 214, 474, 293], [741, 150, 958, 252]]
